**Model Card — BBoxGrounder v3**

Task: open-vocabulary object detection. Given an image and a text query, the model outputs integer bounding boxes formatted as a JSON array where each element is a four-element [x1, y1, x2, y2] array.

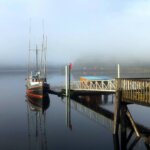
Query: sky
[[0, 0, 150, 67]]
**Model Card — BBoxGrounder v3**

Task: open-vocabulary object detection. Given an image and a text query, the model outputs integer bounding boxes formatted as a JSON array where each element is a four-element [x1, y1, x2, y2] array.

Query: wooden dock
[[49, 68, 150, 140], [69, 78, 150, 106], [63, 64, 150, 105], [120, 78, 150, 106]]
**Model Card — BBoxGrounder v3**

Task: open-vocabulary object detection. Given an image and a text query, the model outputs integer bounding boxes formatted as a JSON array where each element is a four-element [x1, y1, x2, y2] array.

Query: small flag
[[69, 63, 73, 70]]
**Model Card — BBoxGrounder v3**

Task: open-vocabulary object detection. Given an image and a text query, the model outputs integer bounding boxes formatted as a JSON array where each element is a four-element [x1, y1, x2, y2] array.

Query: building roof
[[80, 76, 112, 81]]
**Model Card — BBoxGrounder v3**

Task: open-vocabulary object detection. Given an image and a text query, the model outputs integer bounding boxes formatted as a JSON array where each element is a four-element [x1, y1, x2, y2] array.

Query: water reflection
[[65, 94, 150, 150], [74, 94, 114, 106], [66, 96, 72, 130], [113, 129, 141, 150], [113, 108, 150, 150], [26, 94, 50, 150]]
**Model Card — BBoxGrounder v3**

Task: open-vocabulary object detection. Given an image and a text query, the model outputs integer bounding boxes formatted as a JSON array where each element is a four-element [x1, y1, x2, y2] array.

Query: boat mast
[[44, 36, 47, 80], [36, 45, 38, 72], [41, 34, 47, 80], [41, 34, 44, 77], [28, 19, 31, 76], [42, 20, 47, 79]]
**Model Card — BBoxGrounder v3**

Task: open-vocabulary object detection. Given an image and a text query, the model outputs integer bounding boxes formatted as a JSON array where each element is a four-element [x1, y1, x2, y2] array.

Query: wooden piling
[[113, 78, 122, 135], [113, 134, 120, 150], [120, 104, 127, 150]]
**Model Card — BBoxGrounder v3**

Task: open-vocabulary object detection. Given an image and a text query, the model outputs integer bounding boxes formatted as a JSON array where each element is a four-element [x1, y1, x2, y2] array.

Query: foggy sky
[[0, 0, 150, 67]]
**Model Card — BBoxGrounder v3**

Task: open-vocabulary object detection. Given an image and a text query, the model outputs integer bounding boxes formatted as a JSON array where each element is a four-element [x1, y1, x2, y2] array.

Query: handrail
[[70, 79, 116, 92]]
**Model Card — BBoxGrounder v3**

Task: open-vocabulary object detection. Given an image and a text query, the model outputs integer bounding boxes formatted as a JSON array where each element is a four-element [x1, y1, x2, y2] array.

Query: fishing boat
[[26, 33, 50, 99]]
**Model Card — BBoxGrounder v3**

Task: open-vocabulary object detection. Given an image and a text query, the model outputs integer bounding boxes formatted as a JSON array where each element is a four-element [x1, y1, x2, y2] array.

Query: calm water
[[0, 71, 149, 150]]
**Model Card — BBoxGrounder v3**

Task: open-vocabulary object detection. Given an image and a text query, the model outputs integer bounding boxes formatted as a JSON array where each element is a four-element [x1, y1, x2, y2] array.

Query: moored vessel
[[26, 32, 49, 98]]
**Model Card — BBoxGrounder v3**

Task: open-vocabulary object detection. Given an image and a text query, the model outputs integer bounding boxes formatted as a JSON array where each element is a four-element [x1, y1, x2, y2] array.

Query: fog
[[0, 0, 150, 67]]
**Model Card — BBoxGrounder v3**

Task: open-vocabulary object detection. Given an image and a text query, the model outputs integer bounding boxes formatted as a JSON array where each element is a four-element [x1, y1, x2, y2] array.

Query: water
[[0, 71, 149, 150]]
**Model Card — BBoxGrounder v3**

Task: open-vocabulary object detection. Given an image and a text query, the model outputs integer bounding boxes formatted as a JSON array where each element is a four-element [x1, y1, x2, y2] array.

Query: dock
[[64, 77, 150, 106], [70, 79, 116, 93], [49, 65, 150, 141]]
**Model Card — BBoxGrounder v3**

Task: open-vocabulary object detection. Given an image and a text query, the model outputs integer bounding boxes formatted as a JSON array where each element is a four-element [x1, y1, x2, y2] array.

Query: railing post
[[102, 81, 104, 90], [96, 81, 97, 90]]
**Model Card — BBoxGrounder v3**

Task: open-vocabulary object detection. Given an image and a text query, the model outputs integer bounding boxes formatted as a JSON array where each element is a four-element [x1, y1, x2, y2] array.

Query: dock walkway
[[69, 78, 150, 106], [71, 79, 116, 93]]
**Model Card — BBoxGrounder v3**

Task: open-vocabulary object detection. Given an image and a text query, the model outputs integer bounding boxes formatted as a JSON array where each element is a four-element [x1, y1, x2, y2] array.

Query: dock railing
[[70, 79, 116, 92], [119, 78, 150, 105]]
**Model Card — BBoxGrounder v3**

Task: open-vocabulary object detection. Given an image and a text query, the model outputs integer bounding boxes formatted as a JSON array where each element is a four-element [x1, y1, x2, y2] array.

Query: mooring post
[[117, 64, 120, 78], [68, 64, 71, 97], [65, 65, 68, 96], [65, 64, 71, 97], [120, 104, 127, 150], [65, 64, 72, 129]]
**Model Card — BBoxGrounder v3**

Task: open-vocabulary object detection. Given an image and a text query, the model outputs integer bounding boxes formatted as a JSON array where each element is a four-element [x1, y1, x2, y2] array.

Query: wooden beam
[[126, 108, 140, 138]]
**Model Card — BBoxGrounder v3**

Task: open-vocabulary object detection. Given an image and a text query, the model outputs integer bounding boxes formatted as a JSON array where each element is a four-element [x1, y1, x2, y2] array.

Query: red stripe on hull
[[27, 86, 43, 91], [26, 92, 44, 99]]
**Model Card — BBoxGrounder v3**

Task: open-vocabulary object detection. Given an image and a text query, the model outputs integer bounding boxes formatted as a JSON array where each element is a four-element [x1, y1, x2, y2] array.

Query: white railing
[[70, 79, 116, 92]]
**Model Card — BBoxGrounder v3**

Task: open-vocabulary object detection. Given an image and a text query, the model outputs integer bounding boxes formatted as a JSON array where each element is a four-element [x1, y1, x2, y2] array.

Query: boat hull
[[27, 93, 50, 111], [26, 82, 49, 99]]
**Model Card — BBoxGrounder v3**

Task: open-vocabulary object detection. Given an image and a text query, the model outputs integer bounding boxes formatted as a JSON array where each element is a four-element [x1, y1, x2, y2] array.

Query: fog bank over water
[[1, 50, 150, 69], [1, 1, 150, 66], [73, 53, 150, 67]]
